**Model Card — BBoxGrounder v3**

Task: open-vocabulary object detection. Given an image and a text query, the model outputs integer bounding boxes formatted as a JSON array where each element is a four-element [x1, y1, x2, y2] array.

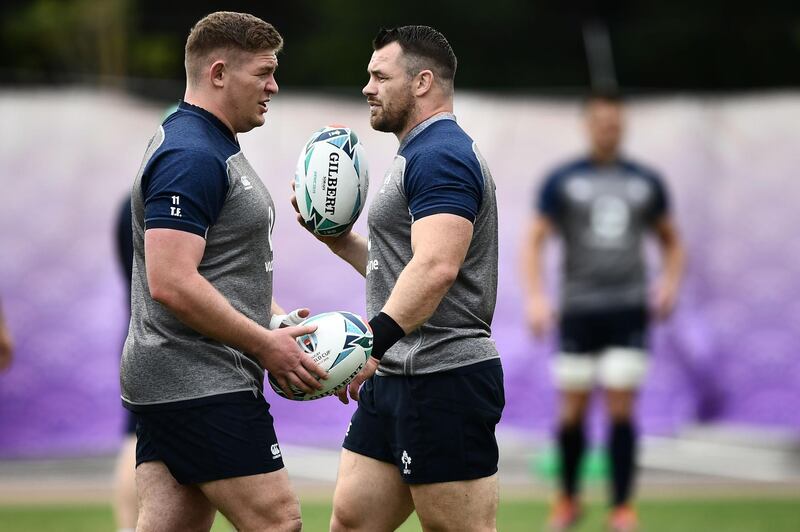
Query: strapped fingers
[[284, 308, 306, 326]]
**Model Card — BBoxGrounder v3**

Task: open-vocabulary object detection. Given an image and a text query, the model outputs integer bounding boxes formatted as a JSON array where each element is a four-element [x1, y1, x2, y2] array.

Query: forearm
[[381, 256, 457, 332], [655, 217, 685, 289], [328, 231, 369, 277], [521, 216, 553, 301], [522, 243, 548, 301], [152, 273, 272, 363], [660, 240, 685, 289]]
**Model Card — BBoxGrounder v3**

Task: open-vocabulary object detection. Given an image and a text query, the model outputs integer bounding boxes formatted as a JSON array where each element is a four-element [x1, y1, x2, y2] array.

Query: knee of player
[[279, 499, 303, 532], [330, 505, 360, 532], [259, 511, 302, 532], [285, 514, 303, 532], [245, 497, 301, 532]]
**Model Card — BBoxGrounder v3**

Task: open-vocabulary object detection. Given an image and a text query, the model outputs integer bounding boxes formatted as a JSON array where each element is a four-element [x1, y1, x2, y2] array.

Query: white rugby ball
[[268, 311, 373, 401], [294, 126, 369, 236]]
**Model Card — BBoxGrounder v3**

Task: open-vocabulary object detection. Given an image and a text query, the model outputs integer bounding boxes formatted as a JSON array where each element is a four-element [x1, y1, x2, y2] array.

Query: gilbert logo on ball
[[295, 126, 369, 236], [268, 311, 374, 401]]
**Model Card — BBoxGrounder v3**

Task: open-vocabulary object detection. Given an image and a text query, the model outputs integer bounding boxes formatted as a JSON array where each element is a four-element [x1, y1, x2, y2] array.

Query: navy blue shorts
[[560, 306, 649, 354], [124, 409, 137, 435], [343, 359, 504, 484], [132, 391, 284, 485]]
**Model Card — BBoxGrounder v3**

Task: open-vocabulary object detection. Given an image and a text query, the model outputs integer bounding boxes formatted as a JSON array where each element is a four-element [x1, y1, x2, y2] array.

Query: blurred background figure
[[112, 193, 137, 532], [110, 103, 179, 532], [0, 298, 13, 373], [521, 91, 685, 531]]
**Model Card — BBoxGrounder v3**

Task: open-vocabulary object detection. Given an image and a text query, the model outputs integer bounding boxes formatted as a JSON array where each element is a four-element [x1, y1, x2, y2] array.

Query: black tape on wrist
[[368, 312, 406, 360]]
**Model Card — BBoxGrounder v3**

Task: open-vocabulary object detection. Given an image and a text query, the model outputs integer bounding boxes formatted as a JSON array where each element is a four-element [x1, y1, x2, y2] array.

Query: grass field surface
[[1, 498, 798, 531]]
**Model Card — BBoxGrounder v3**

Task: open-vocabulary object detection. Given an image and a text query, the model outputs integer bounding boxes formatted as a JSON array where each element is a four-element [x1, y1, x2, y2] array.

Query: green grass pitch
[[0, 498, 798, 531]]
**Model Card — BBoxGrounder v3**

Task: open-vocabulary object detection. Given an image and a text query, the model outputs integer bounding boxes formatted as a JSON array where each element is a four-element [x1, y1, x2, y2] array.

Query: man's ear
[[414, 69, 434, 96], [210, 60, 226, 88]]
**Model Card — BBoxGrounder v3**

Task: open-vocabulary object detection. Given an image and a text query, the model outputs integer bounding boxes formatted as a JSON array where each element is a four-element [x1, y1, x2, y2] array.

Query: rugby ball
[[294, 126, 369, 236], [268, 311, 373, 401]]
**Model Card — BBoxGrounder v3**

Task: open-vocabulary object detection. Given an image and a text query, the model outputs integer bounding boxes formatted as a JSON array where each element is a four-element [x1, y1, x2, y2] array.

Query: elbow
[[148, 275, 183, 310], [149, 284, 176, 308], [429, 262, 460, 291]]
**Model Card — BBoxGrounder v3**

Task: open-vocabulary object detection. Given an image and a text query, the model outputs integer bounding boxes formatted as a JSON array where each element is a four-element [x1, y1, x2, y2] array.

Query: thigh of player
[[411, 473, 499, 532], [133, 392, 296, 530], [552, 311, 606, 391], [136, 460, 216, 532], [598, 307, 650, 391], [200, 468, 301, 532], [335, 377, 415, 531], [330, 448, 415, 532], [404, 363, 503, 530]]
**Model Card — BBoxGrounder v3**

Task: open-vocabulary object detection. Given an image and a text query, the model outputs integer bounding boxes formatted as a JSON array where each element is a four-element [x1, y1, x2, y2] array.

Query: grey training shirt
[[537, 156, 669, 313], [366, 114, 501, 376], [121, 102, 275, 409]]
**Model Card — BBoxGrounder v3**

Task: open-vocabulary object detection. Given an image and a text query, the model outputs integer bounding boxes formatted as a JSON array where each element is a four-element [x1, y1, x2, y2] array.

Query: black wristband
[[368, 312, 406, 360]]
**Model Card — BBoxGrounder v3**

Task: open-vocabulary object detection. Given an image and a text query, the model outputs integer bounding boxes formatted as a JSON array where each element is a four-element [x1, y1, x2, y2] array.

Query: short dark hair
[[185, 11, 283, 83], [373, 25, 457, 85]]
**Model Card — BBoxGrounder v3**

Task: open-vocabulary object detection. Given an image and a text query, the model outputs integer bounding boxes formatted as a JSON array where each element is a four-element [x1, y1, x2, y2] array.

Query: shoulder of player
[[162, 112, 239, 157], [151, 143, 227, 170], [404, 127, 476, 166], [618, 157, 665, 184], [144, 144, 230, 195], [541, 157, 592, 185]]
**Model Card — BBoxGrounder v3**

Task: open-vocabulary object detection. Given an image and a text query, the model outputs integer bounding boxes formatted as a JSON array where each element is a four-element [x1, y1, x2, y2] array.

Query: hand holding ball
[[268, 311, 373, 401]]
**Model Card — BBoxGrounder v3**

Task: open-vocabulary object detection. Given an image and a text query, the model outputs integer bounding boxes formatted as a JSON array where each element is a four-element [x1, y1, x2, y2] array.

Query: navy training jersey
[[367, 113, 500, 375], [121, 102, 276, 409], [536, 156, 669, 312]]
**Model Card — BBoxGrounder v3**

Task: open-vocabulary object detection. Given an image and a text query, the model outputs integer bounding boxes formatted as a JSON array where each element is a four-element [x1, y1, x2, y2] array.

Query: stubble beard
[[370, 93, 414, 134]]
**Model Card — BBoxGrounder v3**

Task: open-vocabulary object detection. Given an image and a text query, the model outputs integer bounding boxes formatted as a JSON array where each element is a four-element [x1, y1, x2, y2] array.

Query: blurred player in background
[[120, 12, 326, 532], [522, 91, 685, 532], [112, 194, 137, 532], [0, 297, 12, 373], [112, 104, 179, 532], [294, 25, 504, 532]]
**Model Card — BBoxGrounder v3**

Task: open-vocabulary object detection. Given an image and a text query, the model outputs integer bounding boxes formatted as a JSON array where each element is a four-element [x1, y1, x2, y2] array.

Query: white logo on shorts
[[270, 443, 282, 459], [345, 422, 352, 437], [241, 175, 253, 190], [401, 450, 412, 475]]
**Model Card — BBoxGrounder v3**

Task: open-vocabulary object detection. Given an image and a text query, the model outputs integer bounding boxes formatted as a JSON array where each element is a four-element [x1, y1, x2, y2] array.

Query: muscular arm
[[652, 215, 685, 319], [382, 213, 473, 332], [520, 215, 556, 336], [145, 228, 324, 393], [340, 213, 475, 404]]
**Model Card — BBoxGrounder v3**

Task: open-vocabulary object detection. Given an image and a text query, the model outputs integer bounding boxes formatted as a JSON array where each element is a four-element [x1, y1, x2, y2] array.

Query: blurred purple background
[[1, 90, 798, 457]]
